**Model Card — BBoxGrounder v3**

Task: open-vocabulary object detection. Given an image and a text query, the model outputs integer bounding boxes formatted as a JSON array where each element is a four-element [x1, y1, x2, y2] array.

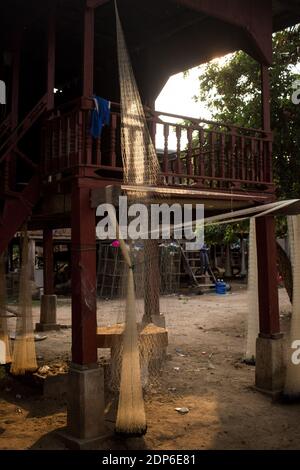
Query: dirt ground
[[1, 284, 300, 450]]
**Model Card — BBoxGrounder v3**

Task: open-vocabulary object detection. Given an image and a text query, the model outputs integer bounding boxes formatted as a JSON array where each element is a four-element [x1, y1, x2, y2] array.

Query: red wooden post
[[83, 4, 95, 97], [71, 180, 97, 365], [261, 64, 273, 183], [43, 228, 54, 295], [47, 4, 56, 111], [255, 215, 284, 392], [255, 216, 280, 337], [7, 33, 21, 191], [11, 35, 21, 128], [261, 65, 271, 132]]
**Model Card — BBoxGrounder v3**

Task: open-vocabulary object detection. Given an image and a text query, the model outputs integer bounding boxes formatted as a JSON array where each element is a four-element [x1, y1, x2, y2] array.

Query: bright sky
[[155, 66, 209, 150], [155, 56, 232, 149]]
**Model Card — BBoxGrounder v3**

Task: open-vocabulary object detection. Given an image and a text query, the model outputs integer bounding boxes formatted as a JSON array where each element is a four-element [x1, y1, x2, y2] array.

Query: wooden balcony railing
[[42, 98, 274, 194]]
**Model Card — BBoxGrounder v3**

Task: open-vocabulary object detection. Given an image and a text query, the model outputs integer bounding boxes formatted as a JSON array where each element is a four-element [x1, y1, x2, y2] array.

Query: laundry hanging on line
[[90, 96, 111, 138]]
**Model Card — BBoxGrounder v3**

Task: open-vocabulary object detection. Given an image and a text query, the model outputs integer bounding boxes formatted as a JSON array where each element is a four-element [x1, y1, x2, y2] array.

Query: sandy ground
[[1, 284, 300, 450]]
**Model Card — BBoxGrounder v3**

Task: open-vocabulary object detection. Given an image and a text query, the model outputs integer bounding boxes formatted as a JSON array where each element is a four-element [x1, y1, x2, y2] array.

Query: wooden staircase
[[178, 243, 217, 288], [0, 95, 47, 254]]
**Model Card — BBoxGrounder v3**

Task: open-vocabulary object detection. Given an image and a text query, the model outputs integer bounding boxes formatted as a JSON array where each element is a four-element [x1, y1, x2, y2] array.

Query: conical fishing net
[[0, 253, 12, 364], [10, 230, 37, 375], [245, 218, 259, 363], [284, 215, 300, 398], [100, 1, 169, 435]]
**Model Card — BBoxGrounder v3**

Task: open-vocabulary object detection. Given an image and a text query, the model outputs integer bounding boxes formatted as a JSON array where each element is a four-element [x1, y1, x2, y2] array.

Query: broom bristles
[[0, 253, 12, 364], [10, 231, 37, 375], [115, 268, 147, 435]]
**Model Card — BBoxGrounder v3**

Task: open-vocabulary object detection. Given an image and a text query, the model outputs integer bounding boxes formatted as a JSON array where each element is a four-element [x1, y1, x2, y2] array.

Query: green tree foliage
[[195, 25, 300, 200]]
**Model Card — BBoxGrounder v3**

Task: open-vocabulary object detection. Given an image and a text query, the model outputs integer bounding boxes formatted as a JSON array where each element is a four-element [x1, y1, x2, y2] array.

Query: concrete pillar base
[[64, 364, 105, 447], [57, 429, 111, 450], [36, 294, 59, 331], [255, 335, 285, 394], [151, 314, 166, 328], [36, 323, 60, 332]]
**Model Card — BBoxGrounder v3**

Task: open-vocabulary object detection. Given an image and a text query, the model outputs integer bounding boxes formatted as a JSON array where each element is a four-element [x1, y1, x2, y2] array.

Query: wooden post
[[7, 33, 21, 191], [255, 215, 284, 392], [143, 240, 160, 324], [36, 228, 58, 331], [71, 180, 97, 365], [83, 3, 95, 97], [47, 3, 56, 111], [43, 228, 54, 295], [255, 216, 280, 337], [11, 35, 21, 128], [261, 64, 273, 183], [261, 65, 271, 132]]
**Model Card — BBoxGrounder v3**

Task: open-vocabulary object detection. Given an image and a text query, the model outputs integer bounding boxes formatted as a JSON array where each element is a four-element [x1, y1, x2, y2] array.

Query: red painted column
[[7, 34, 21, 191], [43, 228, 54, 295], [11, 36, 21, 128], [83, 3, 94, 97], [261, 65, 271, 132], [47, 3, 56, 111], [71, 180, 97, 365], [261, 64, 273, 183], [255, 216, 281, 337]]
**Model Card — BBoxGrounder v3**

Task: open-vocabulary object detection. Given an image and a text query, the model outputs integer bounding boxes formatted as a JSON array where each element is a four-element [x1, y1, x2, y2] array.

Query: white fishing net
[[245, 218, 259, 363], [284, 215, 300, 398], [10, 230, 37, 375], [0, 253, 12, 365]]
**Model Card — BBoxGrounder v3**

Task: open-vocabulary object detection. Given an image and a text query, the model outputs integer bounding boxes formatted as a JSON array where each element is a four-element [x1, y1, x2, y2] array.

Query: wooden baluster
[[110, 113, 117, 168], [187, 127, 193, 177], [251, 138, 256, 182], [231, 131, 237, 181], [265, 138, 273, 183], [210, 131, 216, 187], [85, 111, 92, 165], [58, 117, 63, 172], [69, 113, 75, 169], [163, 124, 169, 174], [259, 139, 264, 182], [66, 116, 71, 170], [176, 126, 182, 176], [61, 116, 66, 170], [41, 125, 46, 175], [198, 128, 205, 187], [4, 156, 10, 192], [77, 110, 83, 167], [53, 119, 59, 172], [95, 135, 101, 166], [235, 135, 242, 189], [220, 133, 226, 181], [241, 136, 246, 181]]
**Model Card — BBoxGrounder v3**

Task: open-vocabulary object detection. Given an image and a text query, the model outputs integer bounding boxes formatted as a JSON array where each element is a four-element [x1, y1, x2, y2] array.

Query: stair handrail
[[0, 94, 47, 163]]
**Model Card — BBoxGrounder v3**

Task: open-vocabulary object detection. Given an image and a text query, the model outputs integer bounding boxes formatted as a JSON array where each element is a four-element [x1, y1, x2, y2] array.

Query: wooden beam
[[47, 3, 56, 111], [83, 3, 95, 97], [261, 64, 271, 132], [87, 0, 110, 7], [169, 0, 273, 65], [11, 34, 21, 127]]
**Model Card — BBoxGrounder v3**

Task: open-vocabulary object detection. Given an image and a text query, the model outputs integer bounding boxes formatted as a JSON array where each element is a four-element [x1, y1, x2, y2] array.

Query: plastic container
[[216, 279, 227, 295]]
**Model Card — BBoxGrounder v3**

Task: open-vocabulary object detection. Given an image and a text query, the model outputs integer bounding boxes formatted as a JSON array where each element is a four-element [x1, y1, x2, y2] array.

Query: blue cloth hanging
[[90, 96, 111, 138]]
